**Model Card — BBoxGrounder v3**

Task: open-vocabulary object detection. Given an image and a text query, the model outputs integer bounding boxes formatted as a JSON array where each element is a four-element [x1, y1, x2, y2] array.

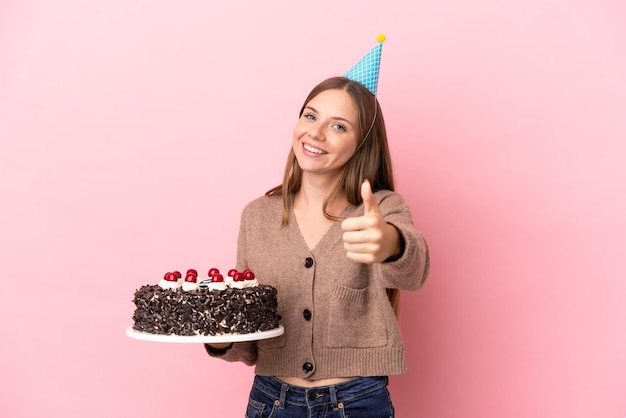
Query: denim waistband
[[252, 375, 389, 409]]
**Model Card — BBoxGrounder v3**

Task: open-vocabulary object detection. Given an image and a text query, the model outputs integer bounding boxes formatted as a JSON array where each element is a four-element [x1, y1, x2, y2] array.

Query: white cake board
[[125, 325, 284, 343]]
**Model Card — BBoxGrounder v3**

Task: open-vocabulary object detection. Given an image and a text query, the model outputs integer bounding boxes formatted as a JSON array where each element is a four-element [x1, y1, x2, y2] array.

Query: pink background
[[1, 1, 625, 417]]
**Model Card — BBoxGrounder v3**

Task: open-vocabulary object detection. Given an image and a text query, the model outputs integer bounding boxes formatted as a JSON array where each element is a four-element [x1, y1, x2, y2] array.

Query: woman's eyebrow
[[304, 106, 354, 127]]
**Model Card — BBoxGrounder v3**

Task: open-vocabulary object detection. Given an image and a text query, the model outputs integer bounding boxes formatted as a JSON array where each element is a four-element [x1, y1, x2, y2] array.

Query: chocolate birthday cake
[[131, 268, 280, 336]]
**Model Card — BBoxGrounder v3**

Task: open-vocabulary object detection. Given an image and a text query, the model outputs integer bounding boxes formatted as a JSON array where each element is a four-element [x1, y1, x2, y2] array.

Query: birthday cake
[[131, 268, 280, 336]]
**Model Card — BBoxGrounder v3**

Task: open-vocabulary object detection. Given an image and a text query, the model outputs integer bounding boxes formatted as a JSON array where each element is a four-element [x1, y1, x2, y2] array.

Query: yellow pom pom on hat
[[344, 34, 386, 95]]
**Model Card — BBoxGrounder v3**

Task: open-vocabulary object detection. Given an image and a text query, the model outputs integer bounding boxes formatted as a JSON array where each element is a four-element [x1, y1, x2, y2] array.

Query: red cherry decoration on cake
[[208, 268, 220, 277], [173, 271, 182, 280], [233, 272, 244, 282], [211, 273, 224, 282], [243, 269, 255, 280], [184, 273, 197, 283], [186, 269, 198, 277], [164, 272, 177, 282], [227, 268, 238, 277]]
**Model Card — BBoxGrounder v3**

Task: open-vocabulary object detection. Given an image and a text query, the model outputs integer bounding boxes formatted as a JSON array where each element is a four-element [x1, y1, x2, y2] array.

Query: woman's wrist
[[383, 223, 404, 262]]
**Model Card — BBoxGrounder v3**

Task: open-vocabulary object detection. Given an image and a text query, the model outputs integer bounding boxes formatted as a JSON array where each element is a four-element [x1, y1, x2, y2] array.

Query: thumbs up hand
[[341, 180, 402, 264]]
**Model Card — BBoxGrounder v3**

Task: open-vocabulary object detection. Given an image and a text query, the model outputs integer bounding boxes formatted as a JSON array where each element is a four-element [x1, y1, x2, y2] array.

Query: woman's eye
[[303, 113, 316, 121], [331, 123, 346, 132]]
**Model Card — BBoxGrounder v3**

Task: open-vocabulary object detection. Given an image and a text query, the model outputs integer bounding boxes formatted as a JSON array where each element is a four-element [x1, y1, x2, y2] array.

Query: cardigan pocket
[[324, 283, 388, 348]]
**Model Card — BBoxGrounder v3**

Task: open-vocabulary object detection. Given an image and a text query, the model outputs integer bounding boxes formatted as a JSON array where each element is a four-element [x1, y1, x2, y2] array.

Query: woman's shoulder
[[373, 189, 408, 206], [242, 193, 283, 215], [370, 189, 415, 219]]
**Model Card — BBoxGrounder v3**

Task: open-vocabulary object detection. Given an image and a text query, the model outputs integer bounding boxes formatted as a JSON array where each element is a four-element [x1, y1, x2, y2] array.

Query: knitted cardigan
[[206, 190, 429, 380]]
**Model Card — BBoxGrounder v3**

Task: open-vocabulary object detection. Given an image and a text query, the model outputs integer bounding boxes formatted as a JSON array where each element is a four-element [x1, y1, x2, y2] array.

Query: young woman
[[206, 76, 429, 417]]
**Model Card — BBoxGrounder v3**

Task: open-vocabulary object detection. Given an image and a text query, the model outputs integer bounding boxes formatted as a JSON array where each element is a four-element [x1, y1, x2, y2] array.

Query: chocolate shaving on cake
[[132, 284, 279, 336]]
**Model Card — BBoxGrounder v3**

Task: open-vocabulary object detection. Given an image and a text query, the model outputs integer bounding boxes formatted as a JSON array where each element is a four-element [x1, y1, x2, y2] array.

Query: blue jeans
[[245, 375, 394, 418]]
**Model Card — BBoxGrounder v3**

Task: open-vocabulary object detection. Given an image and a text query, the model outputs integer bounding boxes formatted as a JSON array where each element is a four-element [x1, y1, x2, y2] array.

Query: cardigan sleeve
[[376, 191, 430, 291], [204, 341, 258, 366]]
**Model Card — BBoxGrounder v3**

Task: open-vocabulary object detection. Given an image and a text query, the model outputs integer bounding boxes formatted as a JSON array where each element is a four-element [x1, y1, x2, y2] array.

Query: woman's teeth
[[304, 144, 327, 154]]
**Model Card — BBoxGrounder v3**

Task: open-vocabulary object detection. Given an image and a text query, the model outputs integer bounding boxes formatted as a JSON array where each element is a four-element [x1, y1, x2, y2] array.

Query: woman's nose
[[308, 126, 324, 140]]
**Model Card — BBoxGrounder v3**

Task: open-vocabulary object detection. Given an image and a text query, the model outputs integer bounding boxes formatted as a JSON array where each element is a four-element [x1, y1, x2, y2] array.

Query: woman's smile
[[302, 143, 328, 155]]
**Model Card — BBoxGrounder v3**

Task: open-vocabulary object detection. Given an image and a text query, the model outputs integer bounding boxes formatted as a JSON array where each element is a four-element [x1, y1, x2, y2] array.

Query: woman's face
[[292, 88, 360, 180]]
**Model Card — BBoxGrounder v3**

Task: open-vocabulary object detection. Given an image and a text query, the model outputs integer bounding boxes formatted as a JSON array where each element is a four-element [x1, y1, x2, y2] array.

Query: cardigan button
[[302, 362, 314, 373], [303, 309, 312, 321], [304, 257, 314, 268]]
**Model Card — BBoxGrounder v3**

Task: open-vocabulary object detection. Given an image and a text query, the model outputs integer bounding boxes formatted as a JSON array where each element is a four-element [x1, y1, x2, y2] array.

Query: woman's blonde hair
[[266, 76, 400, 315]]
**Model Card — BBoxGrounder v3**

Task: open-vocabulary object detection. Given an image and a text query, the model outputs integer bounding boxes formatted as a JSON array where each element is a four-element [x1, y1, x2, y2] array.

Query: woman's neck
[[295, 175, 348, 218]]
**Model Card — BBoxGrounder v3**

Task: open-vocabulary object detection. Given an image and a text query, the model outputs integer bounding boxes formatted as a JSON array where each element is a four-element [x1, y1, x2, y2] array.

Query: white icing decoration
[[229, 279, 259, 289], [158, 279, 182, 290], [182, 281, 199, 291], [208, 282, 228, 291]]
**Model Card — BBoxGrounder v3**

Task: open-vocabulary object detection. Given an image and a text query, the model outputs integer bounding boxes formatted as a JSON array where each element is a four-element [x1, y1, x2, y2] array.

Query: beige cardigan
[[206, 191, 429, 380]]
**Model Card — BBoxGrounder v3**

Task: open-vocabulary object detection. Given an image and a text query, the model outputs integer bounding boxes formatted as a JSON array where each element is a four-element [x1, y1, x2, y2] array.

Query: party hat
[[344, 34, 386, 95]]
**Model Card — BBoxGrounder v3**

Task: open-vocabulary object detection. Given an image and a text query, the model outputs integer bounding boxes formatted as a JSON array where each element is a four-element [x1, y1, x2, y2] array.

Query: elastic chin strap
[[352, 98, 378, 156]]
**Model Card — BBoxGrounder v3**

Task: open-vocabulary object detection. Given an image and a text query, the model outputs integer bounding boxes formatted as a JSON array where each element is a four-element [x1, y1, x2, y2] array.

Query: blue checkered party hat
[[344, 34, 386, 95]]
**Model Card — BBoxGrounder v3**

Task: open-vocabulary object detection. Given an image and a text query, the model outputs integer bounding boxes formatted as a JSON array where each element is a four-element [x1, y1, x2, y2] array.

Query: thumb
[[361, 179, 380, 215]]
